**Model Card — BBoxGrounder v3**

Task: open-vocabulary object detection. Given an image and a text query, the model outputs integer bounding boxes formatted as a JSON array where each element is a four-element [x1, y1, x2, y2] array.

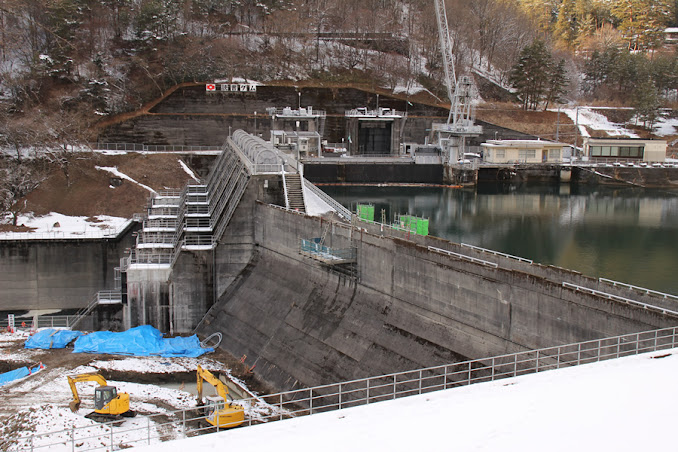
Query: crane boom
[[433, 0, 456, 122]]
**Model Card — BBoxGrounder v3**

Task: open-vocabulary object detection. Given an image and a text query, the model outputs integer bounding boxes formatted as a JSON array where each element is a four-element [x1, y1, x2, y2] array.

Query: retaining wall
[[0, 227, 137, 311]]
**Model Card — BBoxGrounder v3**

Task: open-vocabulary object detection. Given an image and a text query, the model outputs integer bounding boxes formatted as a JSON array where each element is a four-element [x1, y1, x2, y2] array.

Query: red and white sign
[[206, 83, 216, 92]]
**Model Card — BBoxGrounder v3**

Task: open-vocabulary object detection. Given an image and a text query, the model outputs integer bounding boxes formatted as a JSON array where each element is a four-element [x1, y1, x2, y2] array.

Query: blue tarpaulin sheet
[[0, 364, 44, 387], [25, 329, 83, 349], [72, 325, 213, 358]]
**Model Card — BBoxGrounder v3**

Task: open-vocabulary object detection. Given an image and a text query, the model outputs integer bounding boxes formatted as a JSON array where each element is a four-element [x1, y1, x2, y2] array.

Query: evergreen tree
[[555, 0, 579, 48], [632, 77, 660, 129], [509, 39, 555, 110], [612, 0, 673, 50], [544, 58, 569, 109]]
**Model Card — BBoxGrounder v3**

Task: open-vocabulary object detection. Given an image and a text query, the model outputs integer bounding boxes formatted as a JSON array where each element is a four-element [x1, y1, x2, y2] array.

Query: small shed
[[480, 140, 568, 164], [583, 138, 667, 163]]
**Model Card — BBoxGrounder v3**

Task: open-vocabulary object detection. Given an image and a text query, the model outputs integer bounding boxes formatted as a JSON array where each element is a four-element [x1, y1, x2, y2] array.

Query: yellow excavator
[[196, 365, 245, 428], [67, 373, 136, 422]]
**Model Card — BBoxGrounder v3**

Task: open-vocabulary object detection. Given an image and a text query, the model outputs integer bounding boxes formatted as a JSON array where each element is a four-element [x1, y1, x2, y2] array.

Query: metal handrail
[[599, 277, 678, 301], [562, 282, 678, 317], [12, 326, 678, 452], [428, 246, 499, 268], [461, 243, 533, 264]]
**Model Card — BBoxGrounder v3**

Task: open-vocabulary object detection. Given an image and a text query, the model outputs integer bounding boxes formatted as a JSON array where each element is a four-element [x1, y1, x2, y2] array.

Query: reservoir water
[[321, 183, 678, 295]]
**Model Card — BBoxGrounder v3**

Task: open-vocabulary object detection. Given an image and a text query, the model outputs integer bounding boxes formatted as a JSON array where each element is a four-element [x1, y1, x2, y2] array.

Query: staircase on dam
[[127, 140, 252, 266], [121, 130, 313, 331], [284, 173, 306, 213]]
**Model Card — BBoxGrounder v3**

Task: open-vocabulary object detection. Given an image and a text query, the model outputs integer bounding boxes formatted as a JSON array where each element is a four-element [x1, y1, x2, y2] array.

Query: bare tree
[[0, 157, 47, 226]]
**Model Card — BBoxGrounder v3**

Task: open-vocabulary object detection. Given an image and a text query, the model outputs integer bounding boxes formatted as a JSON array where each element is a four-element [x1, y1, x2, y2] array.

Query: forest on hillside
[[0, 0, 676, 146]]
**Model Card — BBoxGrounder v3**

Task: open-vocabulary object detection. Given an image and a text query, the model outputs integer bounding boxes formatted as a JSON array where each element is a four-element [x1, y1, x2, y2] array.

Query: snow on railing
[[12, 326, 678, 452]]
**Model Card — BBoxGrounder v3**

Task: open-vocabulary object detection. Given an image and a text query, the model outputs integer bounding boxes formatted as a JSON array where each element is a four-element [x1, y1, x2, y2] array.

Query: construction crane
[[196, 365, 245, 429], [67, 373, 136, 422], [431, 0, 482, 164]]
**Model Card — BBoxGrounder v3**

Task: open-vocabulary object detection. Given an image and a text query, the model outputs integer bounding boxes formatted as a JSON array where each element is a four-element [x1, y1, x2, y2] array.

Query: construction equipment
[[67, 373, 136, 422], [196, 365, 245, 429], [432, 0, 483, 164]]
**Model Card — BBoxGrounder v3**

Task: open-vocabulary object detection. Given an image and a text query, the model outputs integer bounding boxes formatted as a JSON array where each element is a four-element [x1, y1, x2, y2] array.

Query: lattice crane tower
[[432, 0, 483, 163]]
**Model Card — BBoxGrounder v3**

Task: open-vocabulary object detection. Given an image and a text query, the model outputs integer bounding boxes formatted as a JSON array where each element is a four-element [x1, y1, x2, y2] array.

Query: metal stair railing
[[303, 179, 353, 221], [207, 158, 240, 216], [212, 174, 250, 243], [210, 163, 246, 227], [281, 167, 290, 210], [68, 290, 121, 329]]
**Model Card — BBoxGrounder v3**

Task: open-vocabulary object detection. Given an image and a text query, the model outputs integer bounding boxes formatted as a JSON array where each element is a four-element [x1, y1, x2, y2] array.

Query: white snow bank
[[302, 184, 334, 217], [561, 107, 639, 138], [95, 166, 158, 194], [91, 357, 223, 374], [178, 160, 200, 182], [133, 348, 678, 452], [0, 212, 131, 240]]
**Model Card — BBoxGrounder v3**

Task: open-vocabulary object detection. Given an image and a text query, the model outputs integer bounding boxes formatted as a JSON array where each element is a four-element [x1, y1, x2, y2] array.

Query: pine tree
[[555, 0, 579, 48], [509, 39, 554, 110], [632, 77, 660, 129], [544, 58, 569, 109]]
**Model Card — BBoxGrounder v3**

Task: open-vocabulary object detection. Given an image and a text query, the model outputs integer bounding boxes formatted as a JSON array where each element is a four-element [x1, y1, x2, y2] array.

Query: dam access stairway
[[121, 130, 319, 331]]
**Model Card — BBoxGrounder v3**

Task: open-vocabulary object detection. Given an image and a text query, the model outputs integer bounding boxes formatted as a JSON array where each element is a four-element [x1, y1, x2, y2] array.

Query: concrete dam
[[117, 131, 678, 393]]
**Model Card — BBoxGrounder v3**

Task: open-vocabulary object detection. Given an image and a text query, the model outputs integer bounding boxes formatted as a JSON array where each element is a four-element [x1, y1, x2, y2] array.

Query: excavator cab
[[67, 373, 135, 422], [94, 386, 118, 411]]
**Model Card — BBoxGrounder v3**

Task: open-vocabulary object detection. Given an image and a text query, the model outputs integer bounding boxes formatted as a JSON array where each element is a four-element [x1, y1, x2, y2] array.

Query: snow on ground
[[90, 357, 223, 374], [95, 165, 157, 194], [302, 184, 334, 216], [133, 348, 678, 452], [651, 113, 678, 137], [0, 330, 274, 451], [561, 107, 639, 138], [178, 160, 200, 182], [0, 212, 131, 240]]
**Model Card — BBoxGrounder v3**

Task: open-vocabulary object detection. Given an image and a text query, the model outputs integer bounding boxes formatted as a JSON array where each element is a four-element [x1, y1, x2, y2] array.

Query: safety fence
[[9, 326, 678, 452], [0, 315, 77, 329], [89, 143, 221, 153]]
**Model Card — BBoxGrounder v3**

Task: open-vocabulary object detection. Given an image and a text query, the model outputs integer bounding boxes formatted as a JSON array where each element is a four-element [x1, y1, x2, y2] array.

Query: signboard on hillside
[[209, 82, 258, 94]]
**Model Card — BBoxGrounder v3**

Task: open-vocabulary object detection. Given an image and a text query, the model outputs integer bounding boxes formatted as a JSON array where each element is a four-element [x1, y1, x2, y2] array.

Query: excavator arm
[[67, 373, 108, 412], [195, 365, 244, 428], [196, 365, 229, 403]]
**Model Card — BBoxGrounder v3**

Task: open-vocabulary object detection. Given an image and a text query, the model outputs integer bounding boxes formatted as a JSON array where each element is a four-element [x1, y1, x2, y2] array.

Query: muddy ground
[[0, 330, 275, 450]]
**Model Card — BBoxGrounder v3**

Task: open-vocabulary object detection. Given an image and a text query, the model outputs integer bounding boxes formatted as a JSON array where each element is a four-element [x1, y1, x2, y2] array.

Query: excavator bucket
[[69, 400, 80, 412]]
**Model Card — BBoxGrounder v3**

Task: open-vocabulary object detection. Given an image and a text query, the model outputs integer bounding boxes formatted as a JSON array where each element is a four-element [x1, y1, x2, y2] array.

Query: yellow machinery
[[196, 365, 245, 428], [67, 373, 136, 422]]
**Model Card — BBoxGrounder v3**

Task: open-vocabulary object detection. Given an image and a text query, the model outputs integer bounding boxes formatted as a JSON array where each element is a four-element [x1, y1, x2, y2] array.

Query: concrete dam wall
[[0, 229, 137, 312], [197, 197, 677, 392]]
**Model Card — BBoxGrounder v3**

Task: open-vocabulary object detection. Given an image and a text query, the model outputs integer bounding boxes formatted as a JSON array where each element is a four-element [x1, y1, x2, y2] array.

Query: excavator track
[[84, 410, 136, 423]]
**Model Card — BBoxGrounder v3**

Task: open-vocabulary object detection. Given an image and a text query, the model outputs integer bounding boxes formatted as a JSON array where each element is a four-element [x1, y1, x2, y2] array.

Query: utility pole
[[556, 106, 560, 141], [573, 107, 579, 159]]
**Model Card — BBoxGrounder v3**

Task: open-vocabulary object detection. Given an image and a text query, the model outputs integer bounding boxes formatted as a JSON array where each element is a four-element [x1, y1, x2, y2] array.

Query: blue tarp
[[24, 329, 83, 349], [72, 325, 213, 358], [0, 364, 44, 387]]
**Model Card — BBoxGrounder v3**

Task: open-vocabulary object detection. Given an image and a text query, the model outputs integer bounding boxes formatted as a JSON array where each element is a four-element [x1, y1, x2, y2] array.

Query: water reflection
[[321, 183, 678, 294]]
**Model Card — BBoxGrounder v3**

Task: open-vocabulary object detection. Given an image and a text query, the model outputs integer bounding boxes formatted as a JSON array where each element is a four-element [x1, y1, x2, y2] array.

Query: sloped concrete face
[[198, 200, 675, 393]]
